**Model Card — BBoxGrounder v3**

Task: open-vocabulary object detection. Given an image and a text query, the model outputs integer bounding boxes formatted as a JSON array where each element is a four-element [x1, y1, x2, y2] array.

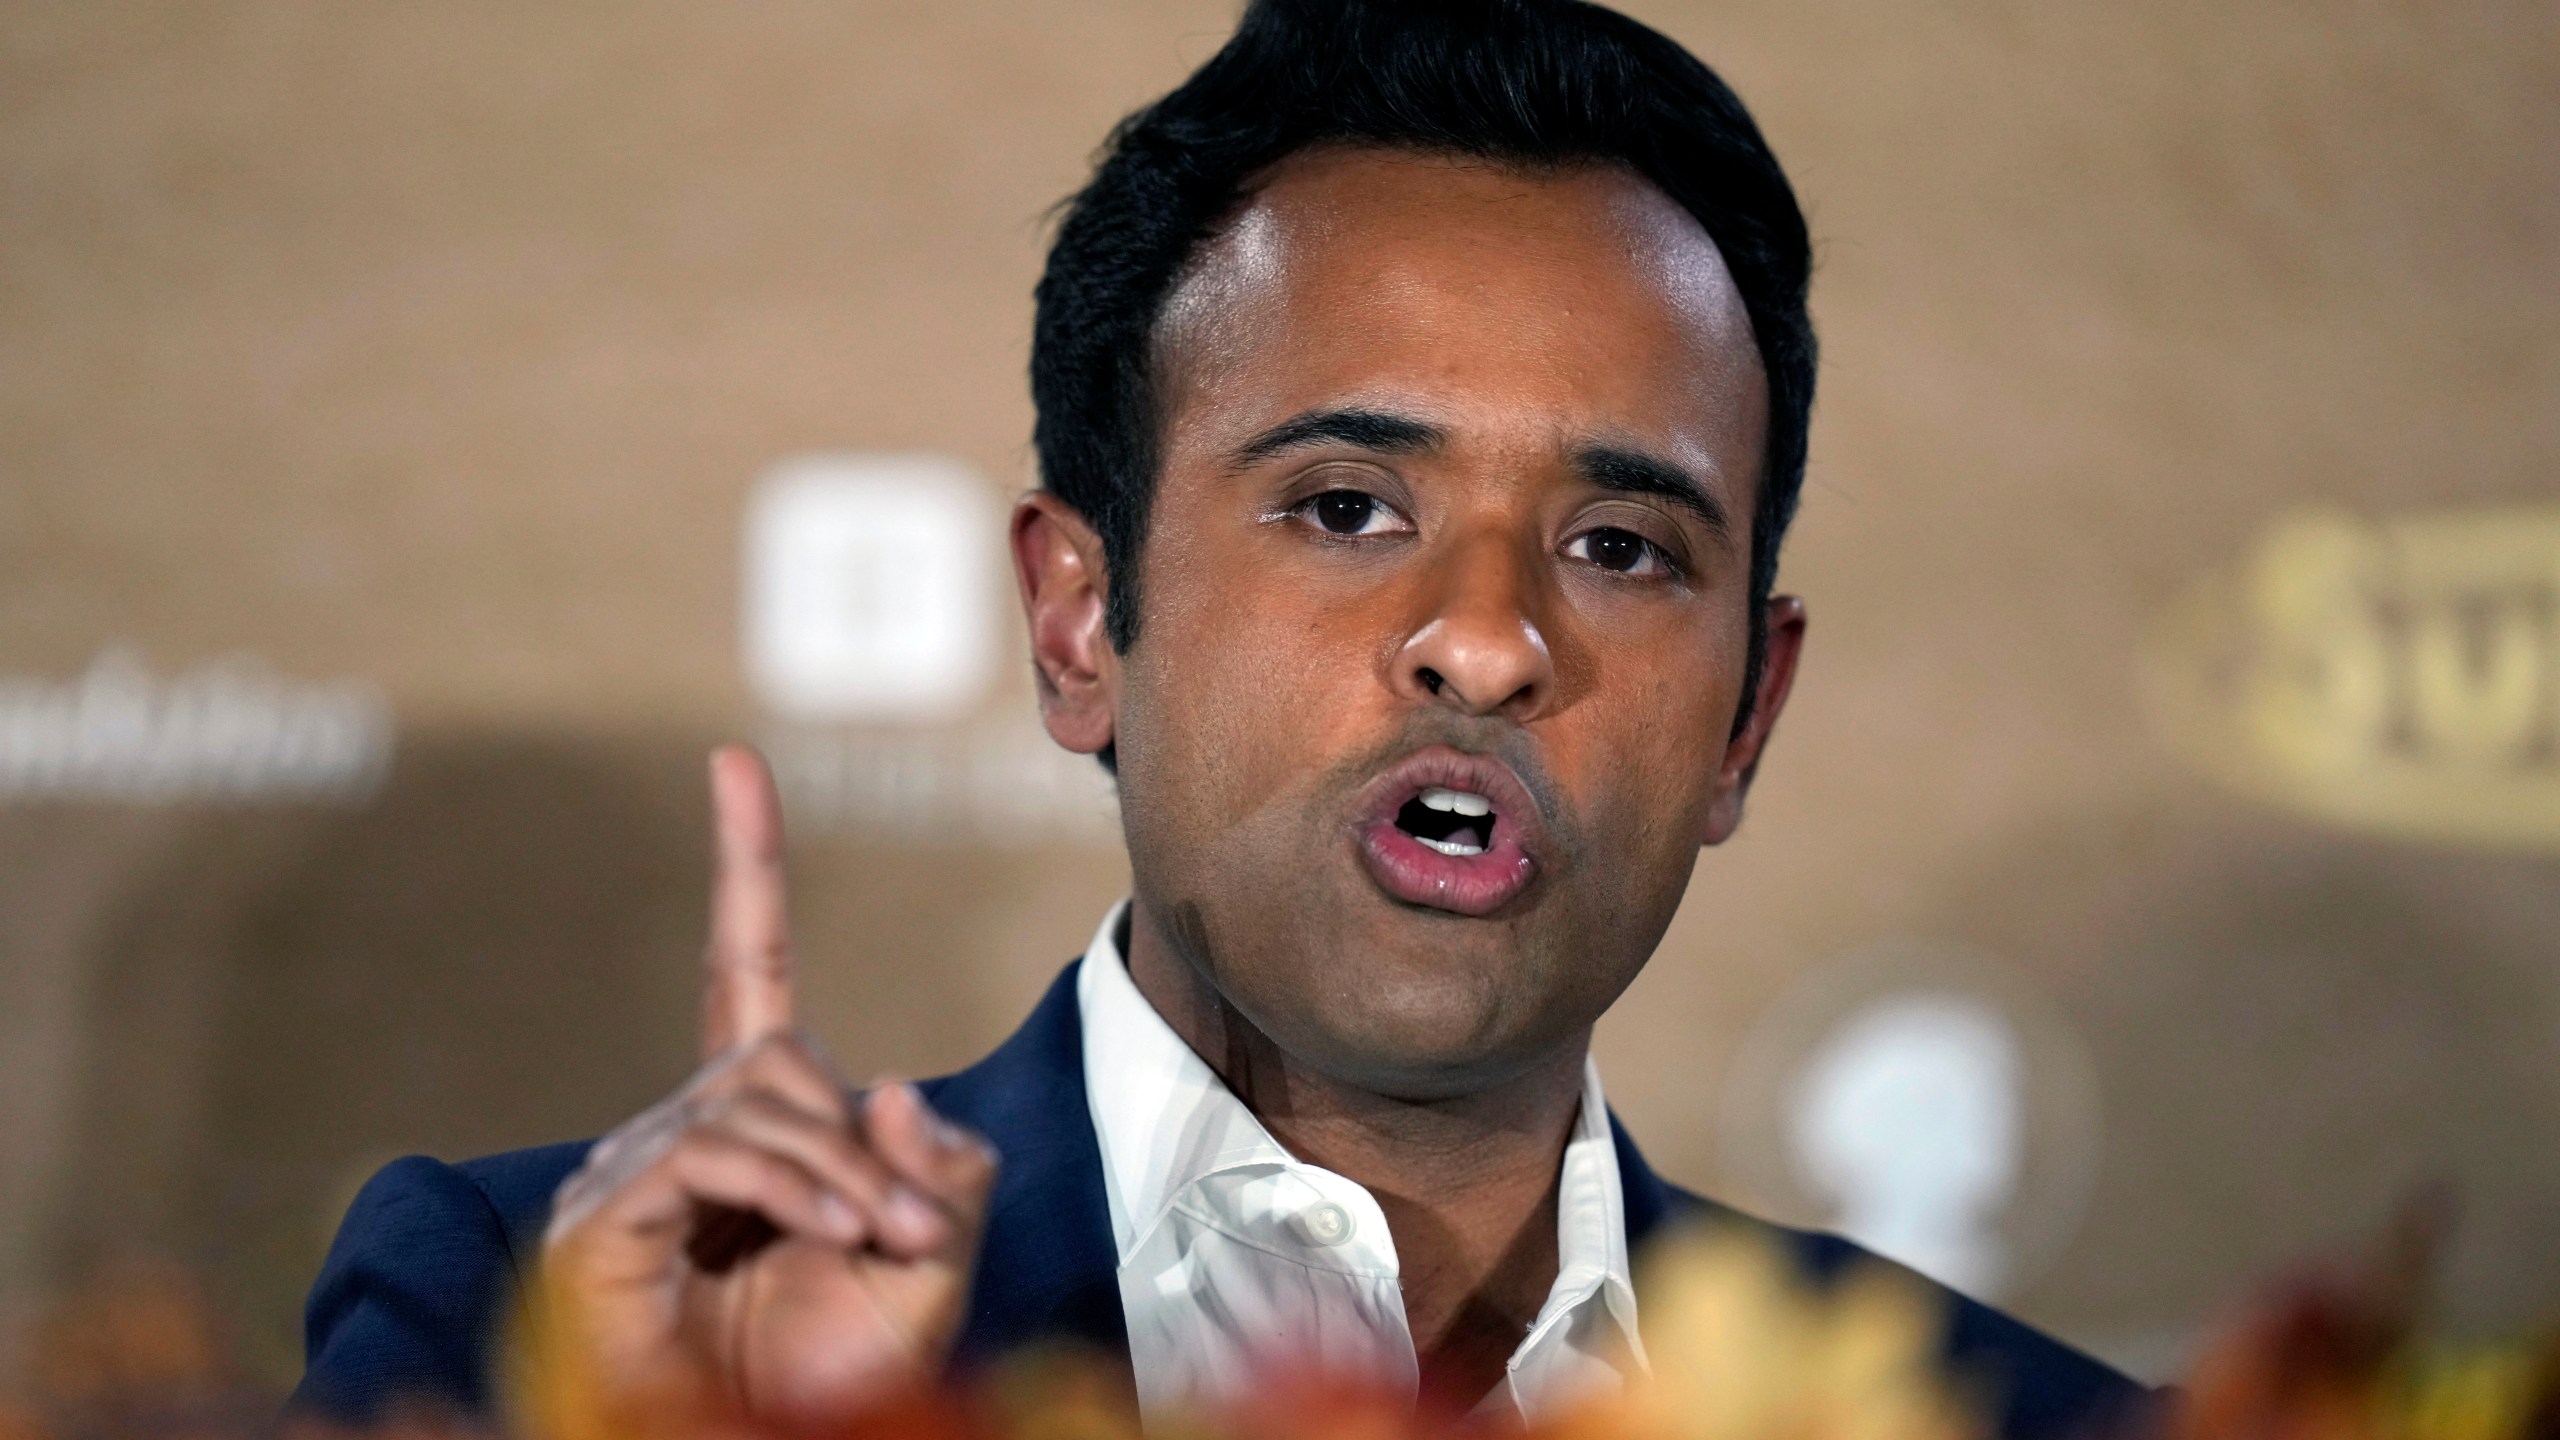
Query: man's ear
[[1700, 595, 1806, 846], [1011, 492, 1118, 756]]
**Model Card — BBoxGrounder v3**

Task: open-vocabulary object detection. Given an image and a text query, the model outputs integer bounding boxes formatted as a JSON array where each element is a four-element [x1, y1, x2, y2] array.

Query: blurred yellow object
[[1573, 1227, 1981, 1440], [493, 1223, 1986, 1440], [2392, 1347, 2546, 1440], [2146, 506, 2560, 850], [19, 1216, 2557, 1440]]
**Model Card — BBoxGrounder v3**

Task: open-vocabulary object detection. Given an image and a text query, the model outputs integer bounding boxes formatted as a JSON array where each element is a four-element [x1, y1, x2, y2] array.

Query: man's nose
[[1391, 528, 1556, 722]]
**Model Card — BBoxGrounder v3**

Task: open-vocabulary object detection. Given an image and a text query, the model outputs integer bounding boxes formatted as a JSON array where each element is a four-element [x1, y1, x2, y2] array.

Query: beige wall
[[4, 1, 2556, 1391]]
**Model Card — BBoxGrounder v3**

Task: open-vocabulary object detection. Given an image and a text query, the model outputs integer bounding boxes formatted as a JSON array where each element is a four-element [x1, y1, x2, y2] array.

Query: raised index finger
[[701, 743, 794, 1059]]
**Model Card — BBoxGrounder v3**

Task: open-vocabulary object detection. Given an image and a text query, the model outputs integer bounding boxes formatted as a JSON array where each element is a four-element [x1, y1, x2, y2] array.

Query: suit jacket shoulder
[[291, 1140, 592, 1420], [918, 964, 1125, 1368], [1617, 1128, 2153, 1440]]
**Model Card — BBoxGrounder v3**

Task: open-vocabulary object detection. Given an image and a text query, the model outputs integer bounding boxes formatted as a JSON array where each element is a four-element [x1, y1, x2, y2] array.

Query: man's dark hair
[[1031, 0, 1814, 750]]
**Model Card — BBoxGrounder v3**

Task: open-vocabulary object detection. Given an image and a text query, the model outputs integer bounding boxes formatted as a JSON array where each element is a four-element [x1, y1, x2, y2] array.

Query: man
[[296, 0, 2149, 1433]]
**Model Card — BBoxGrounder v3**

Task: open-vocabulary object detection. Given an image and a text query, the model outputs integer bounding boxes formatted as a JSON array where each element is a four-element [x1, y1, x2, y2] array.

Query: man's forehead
[[1153, 146, 1765, 468], [1161, 147, 1753, 351]]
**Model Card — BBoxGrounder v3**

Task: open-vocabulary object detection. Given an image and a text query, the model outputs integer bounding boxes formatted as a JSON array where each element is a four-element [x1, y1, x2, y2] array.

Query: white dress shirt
[[1075, 902, 1647, 1427]]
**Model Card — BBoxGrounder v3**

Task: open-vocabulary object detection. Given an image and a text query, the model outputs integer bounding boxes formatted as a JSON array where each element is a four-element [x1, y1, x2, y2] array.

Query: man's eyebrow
[[1573, 444, 1733, 539], [1230, 408, 1446, 467]]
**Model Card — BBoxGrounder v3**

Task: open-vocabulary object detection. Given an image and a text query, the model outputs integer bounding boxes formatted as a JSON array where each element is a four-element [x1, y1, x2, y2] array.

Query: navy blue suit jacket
[[295, 962, 2149, 1437]]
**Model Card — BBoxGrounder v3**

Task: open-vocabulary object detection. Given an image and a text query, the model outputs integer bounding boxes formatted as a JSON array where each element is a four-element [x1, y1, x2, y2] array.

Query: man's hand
[[540, 746, 997, 1426]]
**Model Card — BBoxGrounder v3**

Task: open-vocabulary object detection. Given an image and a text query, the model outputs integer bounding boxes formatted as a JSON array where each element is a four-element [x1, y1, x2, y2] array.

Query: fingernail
[[816, 1193, 859, 1240], [887, 1185, 943, 1242], [928, 1113, 965, 1151]]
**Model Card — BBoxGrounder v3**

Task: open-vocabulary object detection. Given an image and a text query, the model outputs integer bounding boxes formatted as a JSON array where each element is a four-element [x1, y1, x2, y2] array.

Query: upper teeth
[[1420, 787, 1491, 816]]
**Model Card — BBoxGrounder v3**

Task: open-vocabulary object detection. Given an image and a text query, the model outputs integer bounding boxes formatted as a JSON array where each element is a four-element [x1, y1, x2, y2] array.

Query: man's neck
[[1120, 897, 1590, 1405]]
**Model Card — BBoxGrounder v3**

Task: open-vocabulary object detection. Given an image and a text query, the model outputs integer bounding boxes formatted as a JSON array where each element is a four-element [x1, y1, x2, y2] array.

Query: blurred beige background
[[3, 0, 2556, 1393]]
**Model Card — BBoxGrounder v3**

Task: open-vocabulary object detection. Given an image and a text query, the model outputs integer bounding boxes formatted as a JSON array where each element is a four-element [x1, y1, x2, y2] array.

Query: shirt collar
[[1077, 899, 1298, 1263], [1074, 899, 1645, 1383], [1516, 1056, 1650, 1389]]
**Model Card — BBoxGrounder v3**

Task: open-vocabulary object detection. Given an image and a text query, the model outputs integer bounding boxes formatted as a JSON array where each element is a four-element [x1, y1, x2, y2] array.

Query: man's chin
[[1255, 976, 1572, 1102], [1305, 1039, 1561, 1104]]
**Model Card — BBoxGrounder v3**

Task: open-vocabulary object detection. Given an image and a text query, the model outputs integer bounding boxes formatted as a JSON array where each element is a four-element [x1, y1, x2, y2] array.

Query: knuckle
[[773, 1028, 829, 1072], [680, 1047, 749, 1096], [714, 1087, 777, 1123], [738, 1034, 820, 1086], [590, 1111, 682, 1179], [666, 1124, 742, 1168], [545, 1184, 598, 1238], [680, 1136, 769, 1193], [734, 1145, 786, 1183], [933, 1117, 997, 1170], [818, 1134, 888, 1188]]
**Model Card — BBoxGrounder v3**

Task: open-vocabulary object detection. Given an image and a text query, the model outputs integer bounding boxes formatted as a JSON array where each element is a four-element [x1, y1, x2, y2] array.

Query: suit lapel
[[1610, 1107, 1709, 1251], [922, 961, 1129, 1368]]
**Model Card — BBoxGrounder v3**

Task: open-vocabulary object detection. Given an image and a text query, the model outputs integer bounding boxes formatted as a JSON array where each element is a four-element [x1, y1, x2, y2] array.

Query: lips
[[1350, 745, 1543, 917]]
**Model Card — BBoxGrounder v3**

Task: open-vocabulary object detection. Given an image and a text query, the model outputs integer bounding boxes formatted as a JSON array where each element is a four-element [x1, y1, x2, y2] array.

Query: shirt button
[[1299, 1201, 1355, 1246]]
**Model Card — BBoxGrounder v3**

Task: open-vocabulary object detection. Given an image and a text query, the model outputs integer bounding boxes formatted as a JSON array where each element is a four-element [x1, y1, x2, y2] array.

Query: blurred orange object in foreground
[[2167, 1200, 2559, 1440], [498, 1225, 1989, 1440], [11, 1208, 2559, 1440], [12, 1259, 273, 1440]]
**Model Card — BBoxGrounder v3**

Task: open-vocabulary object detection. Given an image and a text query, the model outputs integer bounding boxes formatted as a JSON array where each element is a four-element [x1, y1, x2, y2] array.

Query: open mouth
[[1352, 748, 1542, 917], [1394, 786, 1496, 857]]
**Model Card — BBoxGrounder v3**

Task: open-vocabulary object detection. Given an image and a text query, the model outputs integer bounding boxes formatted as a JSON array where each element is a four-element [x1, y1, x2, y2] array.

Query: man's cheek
[[1148, 604, 1361, 818], [1566, 661, 1731, 841], [1225, 592, 1385, 718]]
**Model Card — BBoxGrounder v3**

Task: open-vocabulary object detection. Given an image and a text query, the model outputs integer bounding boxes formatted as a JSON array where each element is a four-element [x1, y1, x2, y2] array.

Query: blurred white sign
[[1788, 993, 2025, 1297], [762, 714, 1120, 846], [0, 647, 392, 804], [742, 453, 1001, 722], [1719, 940, 2101, 1302]]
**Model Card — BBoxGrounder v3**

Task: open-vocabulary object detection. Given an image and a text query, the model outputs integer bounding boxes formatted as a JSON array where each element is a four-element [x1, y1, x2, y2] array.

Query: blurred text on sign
[[2147, 505, 2560, 850]]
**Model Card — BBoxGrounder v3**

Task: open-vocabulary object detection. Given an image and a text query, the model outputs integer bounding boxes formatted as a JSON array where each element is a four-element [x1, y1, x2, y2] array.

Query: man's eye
[[1568, 526, 1667, 575], [1303, 489, 1401, 536]]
